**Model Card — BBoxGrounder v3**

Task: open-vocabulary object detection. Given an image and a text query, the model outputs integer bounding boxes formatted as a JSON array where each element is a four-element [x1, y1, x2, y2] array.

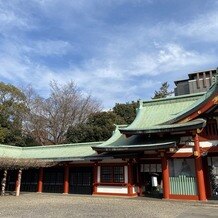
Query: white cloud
[[0, 0, 217, 109], [148, 9, 218, 43], [23, 40, 73, 56], [180, 13, 218, 42], [0, 50, 73, 96], [0, 9, 27, 29], [0, 1, 34, 32], [155, 43, 212, 70], [0, 56, 27, 80], [76, 41, 216, 79]]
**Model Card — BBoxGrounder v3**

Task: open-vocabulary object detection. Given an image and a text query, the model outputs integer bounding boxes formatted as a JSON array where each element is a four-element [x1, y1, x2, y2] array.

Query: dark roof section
[[92, 141, 177, 152]]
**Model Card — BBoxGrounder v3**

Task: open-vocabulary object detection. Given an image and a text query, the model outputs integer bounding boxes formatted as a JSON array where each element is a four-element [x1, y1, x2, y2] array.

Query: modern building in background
[[175, 68, 218, 96]]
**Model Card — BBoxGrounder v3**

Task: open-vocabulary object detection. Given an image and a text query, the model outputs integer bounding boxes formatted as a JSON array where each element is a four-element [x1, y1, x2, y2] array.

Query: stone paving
[[0, 193, 217, 218]]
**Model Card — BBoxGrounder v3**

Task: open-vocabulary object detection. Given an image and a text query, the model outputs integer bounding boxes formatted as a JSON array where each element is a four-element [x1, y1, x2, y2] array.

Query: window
[[169, 159, 195, 177], [114, 166, 124, 183], [101, 166, 124, 183], [169, 159, 197, 195], [140, 164, 162, 173]]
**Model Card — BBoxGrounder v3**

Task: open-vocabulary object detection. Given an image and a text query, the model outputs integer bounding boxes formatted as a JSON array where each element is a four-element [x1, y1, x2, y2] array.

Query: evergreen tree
[[152, 82, 174, 99], [66, 101, 138, 143], [0, 82, 27, 146], [66, 111, 125, 143], [113, 101, 138, 124]]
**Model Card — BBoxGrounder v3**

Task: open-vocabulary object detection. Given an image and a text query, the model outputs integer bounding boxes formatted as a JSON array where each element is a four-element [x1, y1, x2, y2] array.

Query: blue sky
[[0, 0, 217, 108]]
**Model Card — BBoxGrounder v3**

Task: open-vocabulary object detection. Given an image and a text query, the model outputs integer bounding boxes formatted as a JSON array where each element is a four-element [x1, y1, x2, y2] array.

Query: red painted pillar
[[127, 161, 133, 196], [63, 165, 69, 194], [161, 154, 170, 199], [93, 162, 98, 194], [37, 168, 43, 193], [194, 134, 207, 201]]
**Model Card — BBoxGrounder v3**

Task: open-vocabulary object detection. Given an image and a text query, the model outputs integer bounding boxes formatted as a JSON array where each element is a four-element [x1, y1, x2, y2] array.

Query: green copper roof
[[94, 75, 218, 152], [92, 127, 178, 152], [119, 75, 218, 133], [119, 92, 204, 131], [0, 141, 103, 161], [0, 144, 22, 158], [167, 77, 218, 124], [92, 119, 206, 152], [120, 118, 206, 134]]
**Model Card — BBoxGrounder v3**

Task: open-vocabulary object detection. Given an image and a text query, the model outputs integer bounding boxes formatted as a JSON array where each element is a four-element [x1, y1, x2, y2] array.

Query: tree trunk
[[15, 169, 22, 197], [1, 170, 8, 196]]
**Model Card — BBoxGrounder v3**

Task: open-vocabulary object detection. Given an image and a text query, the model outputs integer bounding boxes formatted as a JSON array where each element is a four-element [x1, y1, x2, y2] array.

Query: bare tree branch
[[23, 81, 101, 145]]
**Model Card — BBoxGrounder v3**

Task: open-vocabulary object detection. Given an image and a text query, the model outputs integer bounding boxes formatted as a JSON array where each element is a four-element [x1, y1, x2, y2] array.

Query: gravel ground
[[0, 193, 217, 218]]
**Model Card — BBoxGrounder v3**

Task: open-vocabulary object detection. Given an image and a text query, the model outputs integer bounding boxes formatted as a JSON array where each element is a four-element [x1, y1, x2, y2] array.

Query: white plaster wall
[[176, 148, 193, 153], [200, 140, 218, 148], [97, 186, 128, 194], [180, 139, 218, 148]]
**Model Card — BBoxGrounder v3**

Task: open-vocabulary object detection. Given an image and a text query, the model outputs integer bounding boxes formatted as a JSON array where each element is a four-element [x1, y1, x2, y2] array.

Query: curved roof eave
[[92, 141, 177, 152], [119, 118, 206, 135]]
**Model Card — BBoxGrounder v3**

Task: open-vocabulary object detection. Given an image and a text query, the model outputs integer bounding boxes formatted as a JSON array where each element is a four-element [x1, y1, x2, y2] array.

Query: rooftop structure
[[174, 68, 217, 96]]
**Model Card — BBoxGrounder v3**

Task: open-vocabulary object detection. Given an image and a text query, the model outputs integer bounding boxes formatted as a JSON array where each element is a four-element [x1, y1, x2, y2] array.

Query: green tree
[[113, 101, 138, 124], [66, 111, 125, 143], [152, 82, 174, 99], [66, 101, 139, 143], [0, 82, 27, 146]]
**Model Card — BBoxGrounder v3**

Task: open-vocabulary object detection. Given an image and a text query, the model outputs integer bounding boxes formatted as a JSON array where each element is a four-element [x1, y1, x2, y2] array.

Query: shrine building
[[0, 72, 218, 201]]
